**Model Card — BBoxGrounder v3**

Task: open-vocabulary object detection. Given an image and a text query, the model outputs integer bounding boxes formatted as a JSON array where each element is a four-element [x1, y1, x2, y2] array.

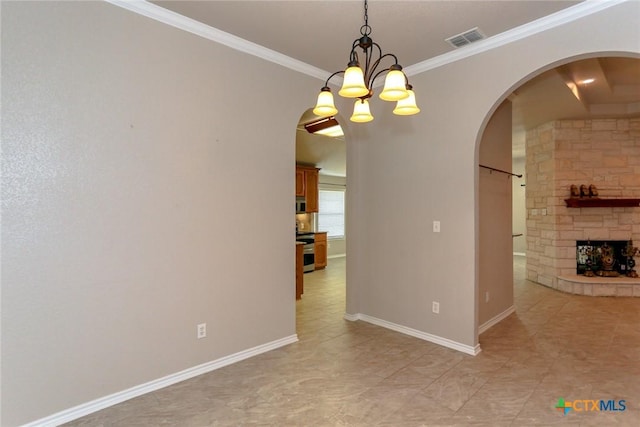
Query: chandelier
[[312, 0, 420, 123]]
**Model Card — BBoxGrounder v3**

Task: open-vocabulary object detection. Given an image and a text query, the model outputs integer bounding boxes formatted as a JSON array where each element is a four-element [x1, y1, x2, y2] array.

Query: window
[[317, 189, 345, 238]]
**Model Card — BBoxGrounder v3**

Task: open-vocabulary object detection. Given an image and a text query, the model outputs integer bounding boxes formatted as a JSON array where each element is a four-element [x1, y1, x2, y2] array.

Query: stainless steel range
[[296, 232, 315, 273]]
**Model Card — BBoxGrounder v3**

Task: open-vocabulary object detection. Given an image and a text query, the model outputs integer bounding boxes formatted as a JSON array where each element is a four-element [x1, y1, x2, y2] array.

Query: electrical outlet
[[197, 323, 207, 339], [432, 301, 440, 314], [485, 291, 490, 303], [433, 221, 441, 233]]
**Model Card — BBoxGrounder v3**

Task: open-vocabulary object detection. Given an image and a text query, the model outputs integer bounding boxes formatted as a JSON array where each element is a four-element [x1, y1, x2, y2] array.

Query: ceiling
[[152, 1, 583, 73], [151, 1, 640, 174], [510, 56, 640, 157]]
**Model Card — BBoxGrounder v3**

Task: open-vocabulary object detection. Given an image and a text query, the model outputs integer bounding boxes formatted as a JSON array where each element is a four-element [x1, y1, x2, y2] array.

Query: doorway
[[477, 55, 640, 337], [295, 109, 347, 329]]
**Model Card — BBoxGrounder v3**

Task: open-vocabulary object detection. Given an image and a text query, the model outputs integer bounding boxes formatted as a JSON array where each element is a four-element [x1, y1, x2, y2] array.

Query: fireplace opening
[[576, 240, 631, 276]]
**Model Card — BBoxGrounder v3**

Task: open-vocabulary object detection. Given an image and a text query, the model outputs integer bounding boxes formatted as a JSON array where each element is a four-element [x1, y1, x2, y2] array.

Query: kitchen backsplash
[[296, 213, 315, 232]]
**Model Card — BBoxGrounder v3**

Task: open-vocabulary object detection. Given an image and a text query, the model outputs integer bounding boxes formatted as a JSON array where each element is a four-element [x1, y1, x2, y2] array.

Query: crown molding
[[106, 0, 628, 81], [404, 0, 630, 76], [104, 0, 330, 81]]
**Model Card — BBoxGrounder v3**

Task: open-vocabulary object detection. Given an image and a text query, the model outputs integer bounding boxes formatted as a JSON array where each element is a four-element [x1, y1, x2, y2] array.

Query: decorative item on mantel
[[570, 184, 599, 198], [570, 184, 580, 198], [580, 184, 590, 198], [623, 238, 639, 278], [565, 184, 640, 208]]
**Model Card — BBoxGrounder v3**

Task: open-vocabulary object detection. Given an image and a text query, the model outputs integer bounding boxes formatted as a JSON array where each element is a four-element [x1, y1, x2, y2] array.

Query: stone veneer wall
[[526, 118, 640, 290]]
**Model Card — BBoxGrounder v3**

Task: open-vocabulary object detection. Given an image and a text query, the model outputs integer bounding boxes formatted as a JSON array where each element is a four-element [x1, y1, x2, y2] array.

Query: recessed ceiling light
[[579, 78, 595, 85]]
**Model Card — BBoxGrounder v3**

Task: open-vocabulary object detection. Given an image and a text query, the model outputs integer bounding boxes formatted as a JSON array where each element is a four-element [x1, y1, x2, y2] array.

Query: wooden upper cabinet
[[295, 165, 320, 213], [295, 168, 306, 197], [305, 168, 319, 212]]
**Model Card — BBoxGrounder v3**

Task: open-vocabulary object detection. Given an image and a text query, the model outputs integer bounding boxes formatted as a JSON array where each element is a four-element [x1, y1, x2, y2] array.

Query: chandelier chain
[[360, 0, 371, 36]]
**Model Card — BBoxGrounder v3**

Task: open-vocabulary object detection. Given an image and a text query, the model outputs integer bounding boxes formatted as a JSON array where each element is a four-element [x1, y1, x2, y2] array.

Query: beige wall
[[526, 118, 640, 289], [1, 2, 318, 425], [3, 0, 640, 424], [479, 101, 514, 327], [345, 0, 640, 349]]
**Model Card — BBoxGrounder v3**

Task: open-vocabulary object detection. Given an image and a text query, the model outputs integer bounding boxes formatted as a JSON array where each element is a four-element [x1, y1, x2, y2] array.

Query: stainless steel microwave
[[296, 197, 306, 213]]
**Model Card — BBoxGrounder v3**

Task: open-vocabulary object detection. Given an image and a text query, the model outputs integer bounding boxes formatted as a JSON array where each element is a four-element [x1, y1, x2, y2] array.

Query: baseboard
[[344, 313, 480, 356], [24, 334, 299, 427], [343, 312, 359, 321], [478, 305, 515, 334], [328, 253, 346, 259], [513, 252, 526, 257]]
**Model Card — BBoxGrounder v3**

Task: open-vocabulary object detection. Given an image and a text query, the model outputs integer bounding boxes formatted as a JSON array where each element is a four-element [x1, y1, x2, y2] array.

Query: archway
[[476, 53, 640, 341], [294, 109, 348, 331]]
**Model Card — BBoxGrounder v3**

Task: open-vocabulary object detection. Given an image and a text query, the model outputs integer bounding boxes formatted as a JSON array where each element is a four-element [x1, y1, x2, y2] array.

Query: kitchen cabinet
[[295, 165, 320, 213], [295, 168, 305, 197], [305, 169, 319, 212], [296, 242, 304, 299], [314, 232, 327, 270]]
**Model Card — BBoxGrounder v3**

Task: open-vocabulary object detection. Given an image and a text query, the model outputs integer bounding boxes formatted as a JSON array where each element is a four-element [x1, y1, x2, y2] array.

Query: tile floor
[[66, 256, 640, 426]]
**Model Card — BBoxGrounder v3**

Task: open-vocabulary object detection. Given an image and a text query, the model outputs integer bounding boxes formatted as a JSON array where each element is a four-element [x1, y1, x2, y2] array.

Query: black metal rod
[[479, 164, 522, 178]]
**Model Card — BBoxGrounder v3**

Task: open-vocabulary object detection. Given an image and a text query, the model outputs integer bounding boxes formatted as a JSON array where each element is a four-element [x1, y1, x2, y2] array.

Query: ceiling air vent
[[445, 27, 485, 48]]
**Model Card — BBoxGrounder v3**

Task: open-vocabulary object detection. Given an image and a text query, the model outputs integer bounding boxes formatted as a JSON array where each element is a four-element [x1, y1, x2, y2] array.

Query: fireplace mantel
[[564, 198, 640, 208]]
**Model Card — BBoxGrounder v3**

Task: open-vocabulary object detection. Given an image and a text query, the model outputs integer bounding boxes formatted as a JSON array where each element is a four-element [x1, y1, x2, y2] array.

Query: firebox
[[576, 240, 629, 275]]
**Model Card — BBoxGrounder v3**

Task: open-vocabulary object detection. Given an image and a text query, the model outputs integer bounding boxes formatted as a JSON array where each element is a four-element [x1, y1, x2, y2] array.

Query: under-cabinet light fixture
[[304, 117, 344, 137]]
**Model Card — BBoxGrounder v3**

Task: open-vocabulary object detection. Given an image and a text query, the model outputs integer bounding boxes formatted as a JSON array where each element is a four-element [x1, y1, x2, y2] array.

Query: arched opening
[[477, 53, 640, 342], [294, 109, 348, 334]]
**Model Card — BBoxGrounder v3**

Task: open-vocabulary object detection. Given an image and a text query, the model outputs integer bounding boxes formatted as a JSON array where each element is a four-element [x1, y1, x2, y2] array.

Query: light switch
[[433, 221, 441, 233]]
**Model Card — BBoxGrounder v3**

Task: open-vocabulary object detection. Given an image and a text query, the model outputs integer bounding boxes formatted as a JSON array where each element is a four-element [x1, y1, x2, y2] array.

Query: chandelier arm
[[366, 52, 401, 88], [362, 41, 382, 87], [363, 46, 373, 84], [369, 68, 392, 89], [369, 52, 399, 73], [349, 39, 361, 63], [323, 70, 346, 87]]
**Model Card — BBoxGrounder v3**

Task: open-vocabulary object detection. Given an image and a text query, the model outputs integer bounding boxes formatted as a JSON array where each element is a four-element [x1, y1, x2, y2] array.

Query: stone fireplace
[[525, 118, 640, 297]]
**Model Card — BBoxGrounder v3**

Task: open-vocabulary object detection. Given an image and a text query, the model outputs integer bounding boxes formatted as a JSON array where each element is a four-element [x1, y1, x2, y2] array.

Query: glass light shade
[[379, 69, 409, 101], [350, 99, 373, 123], [313, 90, 338, 117], [393, 89, 420, 116], [339, 66, 369, 98]]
